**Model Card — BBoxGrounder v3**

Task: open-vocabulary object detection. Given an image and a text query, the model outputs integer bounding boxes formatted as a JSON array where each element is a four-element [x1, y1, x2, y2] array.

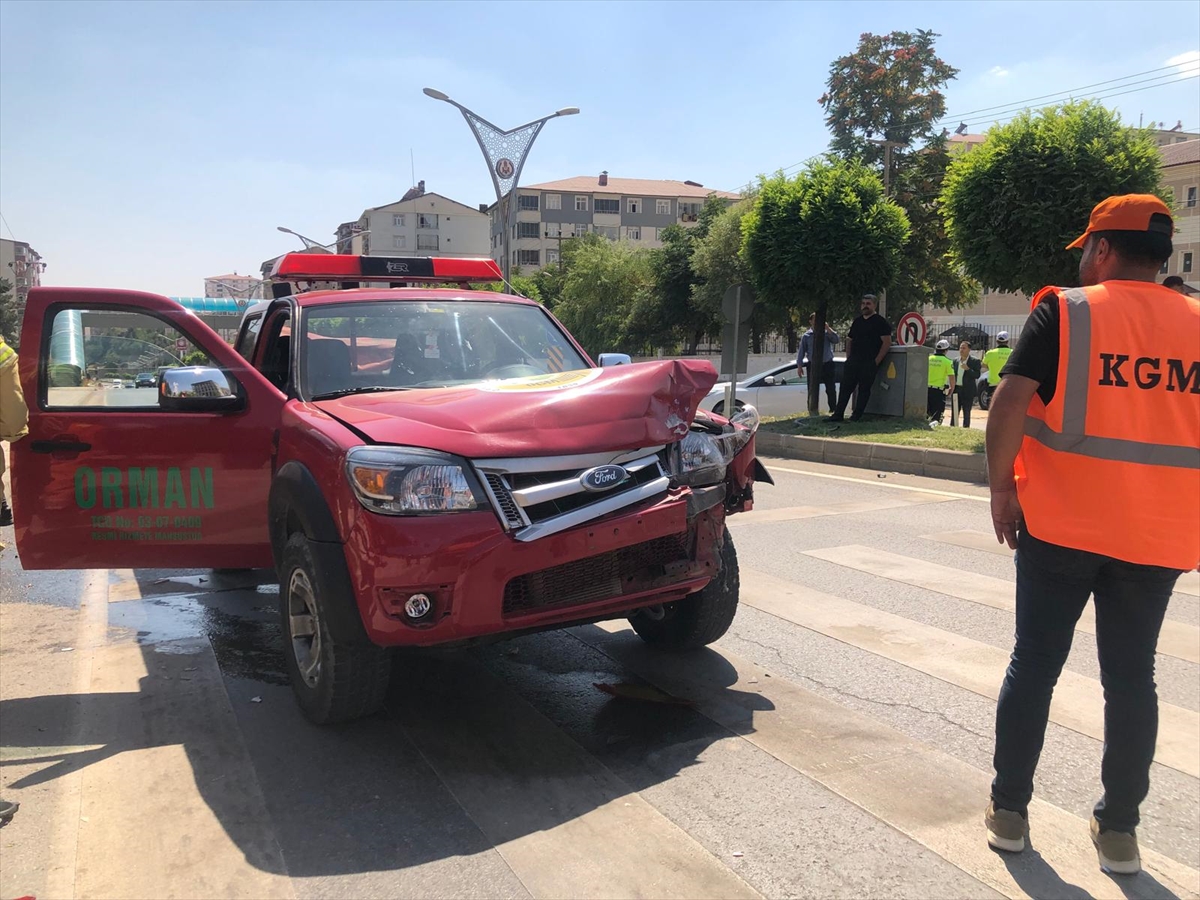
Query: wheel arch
[[268, 460, 343, 570]]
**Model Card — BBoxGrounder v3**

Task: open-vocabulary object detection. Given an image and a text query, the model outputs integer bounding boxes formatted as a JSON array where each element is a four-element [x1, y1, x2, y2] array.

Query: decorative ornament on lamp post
[[423, 87, 579, 283]]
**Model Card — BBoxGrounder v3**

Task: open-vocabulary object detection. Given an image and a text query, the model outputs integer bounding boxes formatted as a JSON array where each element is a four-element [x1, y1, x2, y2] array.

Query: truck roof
[[242, 287, 541, 316]]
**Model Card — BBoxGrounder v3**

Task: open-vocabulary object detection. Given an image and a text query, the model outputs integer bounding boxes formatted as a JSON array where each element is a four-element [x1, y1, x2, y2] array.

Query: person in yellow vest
[[0, 334, 30, 528], [926, 339, 956, 424], [983, 195, 1199, 873], [978, 332, 1012, 408]]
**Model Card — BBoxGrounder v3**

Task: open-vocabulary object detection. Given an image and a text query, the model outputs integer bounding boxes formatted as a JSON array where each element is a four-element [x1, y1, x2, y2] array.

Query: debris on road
[[250, 696, 263, 703], [593, 682, 693, 706]]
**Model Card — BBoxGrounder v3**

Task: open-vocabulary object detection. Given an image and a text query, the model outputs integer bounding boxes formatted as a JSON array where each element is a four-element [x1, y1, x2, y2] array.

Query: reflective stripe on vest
[[0, 342, 14, 367], [1023, 288, 1200, 470]]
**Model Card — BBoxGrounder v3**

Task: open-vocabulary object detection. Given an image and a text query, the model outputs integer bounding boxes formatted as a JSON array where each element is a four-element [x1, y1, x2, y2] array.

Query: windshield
[[299, 299, 591, 399]]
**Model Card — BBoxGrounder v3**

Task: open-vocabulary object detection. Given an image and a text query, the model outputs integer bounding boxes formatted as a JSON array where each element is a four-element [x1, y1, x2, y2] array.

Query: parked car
[[11, 252, 771, 725], [699, 359, 845, 417]]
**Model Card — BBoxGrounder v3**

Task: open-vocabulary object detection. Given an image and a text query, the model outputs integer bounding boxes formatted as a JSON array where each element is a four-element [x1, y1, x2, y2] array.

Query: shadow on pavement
[[0, 571, 774, 882], [1000, 845, 1183, 900]]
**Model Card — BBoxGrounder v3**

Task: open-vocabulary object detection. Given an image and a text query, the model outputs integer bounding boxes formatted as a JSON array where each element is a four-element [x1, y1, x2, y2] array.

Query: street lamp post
[[276, 225, 370, 254], [423, 87, 578, 283]]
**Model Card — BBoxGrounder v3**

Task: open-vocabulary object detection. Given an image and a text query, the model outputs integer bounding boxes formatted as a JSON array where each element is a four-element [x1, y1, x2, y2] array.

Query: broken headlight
[[669, 405, 760, 486]]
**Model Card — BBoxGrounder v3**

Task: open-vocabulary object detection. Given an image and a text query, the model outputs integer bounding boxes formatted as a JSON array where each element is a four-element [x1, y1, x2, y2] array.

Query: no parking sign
[[896, 311, 927, 346]]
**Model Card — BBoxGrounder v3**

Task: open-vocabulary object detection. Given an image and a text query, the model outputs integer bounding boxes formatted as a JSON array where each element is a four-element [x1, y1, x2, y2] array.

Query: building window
[[517, 250, 540, 267], [518, 194, 539, 211], [596, 226, 619, 241], [418, 214, 438, 230], [1185, 252, 1194, 274], [392, 214, 406, 227], [517, 222, 540, 239], [417, 234, 439, 251], [574, 223, 589, 237], [656, 199, 671, 215], [1160, 259, 1170, 275], [575, 195, 589, 211], [626, 226, 641, 240], [545, 194, 561, 210], [594, 198, 620, 214], [1188, 187, 1197, 208], [544, 223, 562, 238], [627, 198, 641, 214], [546, 248, 559, 265], [679, 202, 701, 222], [393, 235, 407, 249]]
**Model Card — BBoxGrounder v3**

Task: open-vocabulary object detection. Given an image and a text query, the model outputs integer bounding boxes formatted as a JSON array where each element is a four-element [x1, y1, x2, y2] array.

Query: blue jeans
[[991, 530, 1182, 833]]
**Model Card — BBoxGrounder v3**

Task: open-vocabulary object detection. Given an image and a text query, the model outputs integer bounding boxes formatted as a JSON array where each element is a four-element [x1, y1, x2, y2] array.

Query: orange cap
[[1066, 194, 1174, 250]]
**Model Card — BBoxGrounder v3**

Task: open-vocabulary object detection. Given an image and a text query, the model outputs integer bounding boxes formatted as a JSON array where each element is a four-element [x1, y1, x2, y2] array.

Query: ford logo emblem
[[580, 464, 628, 492]]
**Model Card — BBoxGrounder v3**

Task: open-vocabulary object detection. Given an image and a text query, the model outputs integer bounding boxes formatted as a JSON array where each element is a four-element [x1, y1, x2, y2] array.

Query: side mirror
[[159, 367, 244, 412], [597, 352, 632, 366], [764, 375, 776, 386]]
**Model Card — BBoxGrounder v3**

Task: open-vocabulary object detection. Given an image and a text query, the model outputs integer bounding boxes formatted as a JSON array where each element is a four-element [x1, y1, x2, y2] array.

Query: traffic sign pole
[[724, 286, 740, 417]]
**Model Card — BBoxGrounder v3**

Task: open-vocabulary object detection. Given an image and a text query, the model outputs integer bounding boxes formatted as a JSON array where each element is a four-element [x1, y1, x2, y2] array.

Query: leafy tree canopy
[[941, 100, 1166, 296]]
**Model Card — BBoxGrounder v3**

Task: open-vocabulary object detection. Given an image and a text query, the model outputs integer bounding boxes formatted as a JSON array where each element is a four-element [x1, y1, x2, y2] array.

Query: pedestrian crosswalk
[[4, 464, 1198, 900]]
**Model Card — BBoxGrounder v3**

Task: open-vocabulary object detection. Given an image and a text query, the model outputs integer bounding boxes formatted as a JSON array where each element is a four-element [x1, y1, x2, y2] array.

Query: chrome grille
[[475, 446, 669, 542]]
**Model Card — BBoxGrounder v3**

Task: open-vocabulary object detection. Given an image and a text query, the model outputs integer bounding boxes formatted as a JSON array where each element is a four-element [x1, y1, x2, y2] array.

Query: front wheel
[[977, 387, 991, 410], [280, 533, 391, 724], [630, 532, 739, 649]]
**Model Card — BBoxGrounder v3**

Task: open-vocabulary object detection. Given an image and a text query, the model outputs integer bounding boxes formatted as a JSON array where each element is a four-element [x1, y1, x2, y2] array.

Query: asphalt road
[[1, 457, 1197, 900]]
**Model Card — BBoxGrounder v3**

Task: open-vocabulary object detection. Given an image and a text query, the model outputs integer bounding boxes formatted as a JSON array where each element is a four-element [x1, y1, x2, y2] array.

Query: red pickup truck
[[11, 254, 769, 723]]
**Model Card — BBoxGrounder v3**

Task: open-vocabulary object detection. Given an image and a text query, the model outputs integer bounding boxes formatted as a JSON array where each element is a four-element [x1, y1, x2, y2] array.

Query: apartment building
[[338, 182, 490, 259], [1160, 139, 1200, 292], [0, 238, 45, 337], [488, 173, 740, 270], [1152, 122, 1200, 147], [203, 272, 264, 301]]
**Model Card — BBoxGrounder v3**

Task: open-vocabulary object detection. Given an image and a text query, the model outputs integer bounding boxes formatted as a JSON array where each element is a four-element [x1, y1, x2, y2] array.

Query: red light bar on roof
[[269, 253, 503, 284]]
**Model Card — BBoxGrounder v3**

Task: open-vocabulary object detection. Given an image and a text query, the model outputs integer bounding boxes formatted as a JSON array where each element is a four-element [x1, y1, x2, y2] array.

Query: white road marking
[[761, 461, 990, 502], [806, 545, 1200, 665], [574, 624, 1200, 900], [736, 567, 1200, 778]]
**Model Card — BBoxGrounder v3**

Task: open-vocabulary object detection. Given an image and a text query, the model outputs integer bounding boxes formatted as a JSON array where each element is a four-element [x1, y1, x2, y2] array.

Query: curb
[[756, 431, 987, 484]]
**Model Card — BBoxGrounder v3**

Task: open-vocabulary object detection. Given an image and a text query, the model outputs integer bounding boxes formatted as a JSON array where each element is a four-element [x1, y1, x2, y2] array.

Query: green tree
[[552, 237, 655, 357], [941, 101, 1166, 297], [0, 279, 18, 349], [820, 29, 975, 315], [648, 194, 734, 353], [472, 269, 542, 303], [820, 29, 957, 161], [743, 159, 909, 413]]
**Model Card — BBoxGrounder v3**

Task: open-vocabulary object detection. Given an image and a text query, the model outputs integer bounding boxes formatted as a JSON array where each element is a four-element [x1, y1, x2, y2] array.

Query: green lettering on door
[[163, 468, 186, 509], [128, 468, 159, 508], [100, 468, 124, 509], [189, 468, 214, 509], [75, 467, 97, 509]]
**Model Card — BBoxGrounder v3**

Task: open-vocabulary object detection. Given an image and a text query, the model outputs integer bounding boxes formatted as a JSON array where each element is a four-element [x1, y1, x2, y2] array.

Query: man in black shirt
[[829, 294, 892, 421]]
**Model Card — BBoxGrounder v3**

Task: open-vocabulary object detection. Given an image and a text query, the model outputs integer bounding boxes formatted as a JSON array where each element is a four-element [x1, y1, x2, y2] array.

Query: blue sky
[[1, 0, 1197, 297]]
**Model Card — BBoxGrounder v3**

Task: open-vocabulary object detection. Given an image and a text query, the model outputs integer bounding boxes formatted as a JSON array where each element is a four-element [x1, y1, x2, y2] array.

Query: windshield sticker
[[546, 345, 566, 372], [75, 465, 213, 542], [477, 368, 601, 392]]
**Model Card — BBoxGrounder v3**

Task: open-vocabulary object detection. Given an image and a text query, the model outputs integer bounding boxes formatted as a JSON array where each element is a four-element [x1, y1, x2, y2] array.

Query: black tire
[[279, 533, 391, 724], [977, 388, 990, 411], [630, 531, 740, 649], [712, 399, 745, 416]]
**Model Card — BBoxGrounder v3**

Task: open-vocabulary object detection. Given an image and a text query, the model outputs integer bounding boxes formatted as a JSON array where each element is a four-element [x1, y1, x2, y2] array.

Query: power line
[[0, 213, 16, 240], [958, 69, 1199, 128], [940, 62, 1199, 121]]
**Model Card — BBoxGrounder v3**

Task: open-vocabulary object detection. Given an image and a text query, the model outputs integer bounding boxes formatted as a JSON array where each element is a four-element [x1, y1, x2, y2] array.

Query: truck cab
[[11, 254, 768, 723]]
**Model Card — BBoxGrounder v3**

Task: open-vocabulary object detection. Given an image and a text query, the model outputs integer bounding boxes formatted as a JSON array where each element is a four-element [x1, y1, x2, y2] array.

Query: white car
[[700, 358, 845, 417]]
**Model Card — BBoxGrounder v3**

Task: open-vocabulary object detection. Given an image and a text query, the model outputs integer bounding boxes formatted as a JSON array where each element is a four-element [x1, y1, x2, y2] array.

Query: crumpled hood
[[314, 360, 718, 458]]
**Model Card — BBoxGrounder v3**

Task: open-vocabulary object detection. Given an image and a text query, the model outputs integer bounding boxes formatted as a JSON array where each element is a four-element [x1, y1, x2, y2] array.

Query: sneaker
[[826, 415, 845, 422], [1091, 817, 1140, 874], [985, 802, 1027, 852], [0, 503, 11, 527]]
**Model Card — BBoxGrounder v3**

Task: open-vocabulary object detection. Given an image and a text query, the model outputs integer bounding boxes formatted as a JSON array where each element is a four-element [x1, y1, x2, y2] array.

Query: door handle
[[31, 438, 92, 454]]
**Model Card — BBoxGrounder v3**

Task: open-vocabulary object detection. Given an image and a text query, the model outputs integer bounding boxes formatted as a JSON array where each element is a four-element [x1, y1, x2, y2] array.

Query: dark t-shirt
[[1000, 295, 1060, 405], [847, 314, 892, 362]]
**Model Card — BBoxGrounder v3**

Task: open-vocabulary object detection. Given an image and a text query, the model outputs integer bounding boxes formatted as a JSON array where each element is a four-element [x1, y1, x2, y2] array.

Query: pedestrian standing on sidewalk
[[829, 294, 891, 422], [798, 312, 839, 413], [0, 334, 29, 528], [983, 195, 1200, 874], [926, 339, 955, 424], [952, 341, 980, 427], [1162, 275, 1186, 294]]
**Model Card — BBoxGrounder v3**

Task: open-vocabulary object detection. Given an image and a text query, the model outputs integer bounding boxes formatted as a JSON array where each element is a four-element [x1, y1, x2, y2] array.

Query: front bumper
[[342, 487, 724, 647]]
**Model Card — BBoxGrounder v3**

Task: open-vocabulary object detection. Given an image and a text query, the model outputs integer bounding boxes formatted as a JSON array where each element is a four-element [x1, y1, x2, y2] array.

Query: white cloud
[[1166, 50, 1200, 77], [989, 66, 1010, 78]]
